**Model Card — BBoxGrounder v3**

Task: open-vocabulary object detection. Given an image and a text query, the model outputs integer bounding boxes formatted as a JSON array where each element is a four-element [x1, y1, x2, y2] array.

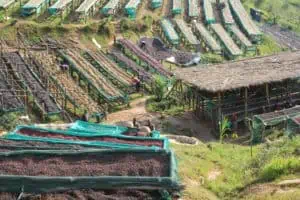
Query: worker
[[140, 41, 146, 49], [81, 110, 89, 122], [232, 113, 238, 131], [131, 76, 141, 92]]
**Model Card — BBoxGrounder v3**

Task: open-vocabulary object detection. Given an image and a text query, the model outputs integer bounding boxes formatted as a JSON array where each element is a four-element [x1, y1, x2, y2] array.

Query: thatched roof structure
[[174, 51, 300, 93]]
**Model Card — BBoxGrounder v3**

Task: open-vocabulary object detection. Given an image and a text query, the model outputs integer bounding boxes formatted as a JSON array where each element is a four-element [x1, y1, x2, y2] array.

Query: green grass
[[243, 0, 300, 33], [171, 136, 300, 199], [257, 35, 284, 56]]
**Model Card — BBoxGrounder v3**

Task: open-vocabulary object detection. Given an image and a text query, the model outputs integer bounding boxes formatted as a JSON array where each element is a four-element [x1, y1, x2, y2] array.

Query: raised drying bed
[[0, 138, 90, 152], [11, 126, 167, 148], [0, 189, 162, 200], [0, 149, 179, 192]]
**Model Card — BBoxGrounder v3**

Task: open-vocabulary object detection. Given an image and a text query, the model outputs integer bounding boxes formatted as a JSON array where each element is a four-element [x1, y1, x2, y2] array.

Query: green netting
[[0, 149, 180, 193], [286, 115, 300, 136], [69, 120, 160, 138], [4, 133, 149, 149], [5, 124, 169, 149], [69, 120, 128, 135]]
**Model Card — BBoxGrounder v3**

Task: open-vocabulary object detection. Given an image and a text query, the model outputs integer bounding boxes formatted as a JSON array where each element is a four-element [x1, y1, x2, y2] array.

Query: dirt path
[[261, 24, 300, 50], [105, 97, 158, 123], [105, 97, 217, 142]]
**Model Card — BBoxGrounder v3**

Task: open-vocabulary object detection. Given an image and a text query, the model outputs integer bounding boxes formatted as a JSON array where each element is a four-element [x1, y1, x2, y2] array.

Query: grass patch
[[146, 97, 187, 116], [260, 156, 300, 181], [243, 0, 300, 33], [257, 35, 284, 56], [171, 136, 300, 199]]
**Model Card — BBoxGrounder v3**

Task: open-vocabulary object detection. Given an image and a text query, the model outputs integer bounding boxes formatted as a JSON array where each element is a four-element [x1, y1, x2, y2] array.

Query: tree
[[151, 75, 168, 102], [219, 117, 231, 143]]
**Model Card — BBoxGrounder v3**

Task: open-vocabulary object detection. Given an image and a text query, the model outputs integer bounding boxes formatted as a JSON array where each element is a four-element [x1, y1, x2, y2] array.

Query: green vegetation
[[256, 35, 284, 56], [243, 0, 300, 33], [0, 112, 27, 131], [201, 53, 224, 64], [120, 15, 153, 33], [171, 136, 300, 200]]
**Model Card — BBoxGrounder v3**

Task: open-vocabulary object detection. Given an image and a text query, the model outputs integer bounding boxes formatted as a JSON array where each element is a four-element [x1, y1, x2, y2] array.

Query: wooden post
[[218, 92, 222, 125], [245, 87, 248, 119], [265, 83, 270, 109]]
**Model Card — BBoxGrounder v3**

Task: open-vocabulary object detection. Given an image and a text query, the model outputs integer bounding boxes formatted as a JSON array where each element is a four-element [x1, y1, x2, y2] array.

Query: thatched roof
[[174, 51, 300, 93]]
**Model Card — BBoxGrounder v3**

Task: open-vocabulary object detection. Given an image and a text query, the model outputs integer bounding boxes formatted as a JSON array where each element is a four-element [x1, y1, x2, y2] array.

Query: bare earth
[[105, 97, 217, 142]]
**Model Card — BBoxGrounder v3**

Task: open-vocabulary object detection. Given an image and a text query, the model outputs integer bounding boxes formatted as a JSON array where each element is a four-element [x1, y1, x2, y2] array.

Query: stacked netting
[[188, 0, 199, 18], [172, 0, 182, 14], [203, 0, 215, 24], [125, 0, 141, 18], [151, 0, 162, 9]]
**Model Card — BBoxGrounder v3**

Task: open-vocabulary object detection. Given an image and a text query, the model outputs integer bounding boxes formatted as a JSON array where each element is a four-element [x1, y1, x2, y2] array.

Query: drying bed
[[3, 52, 60, 114], [0, 151, 168, 176], [188, 0, 199, 17], [203, 0, 216, 24], [118, 39, 172, 77], [0, 189, 162, 200], [228, 0, 261, 38], [14, 126, 165, 148], [0, 149, 179, 192], [110, 49, 153, 83], [0, 138, 90, 152], [231, 25, 253, 48], [222, 0, 235, 25], [0, 66, 24, 111], [210, 24, 242, 56], [161, 18, 180, 45], [76, 0, 98, 13], [193, 22, 221, 53], [174, 19, 199, 45]]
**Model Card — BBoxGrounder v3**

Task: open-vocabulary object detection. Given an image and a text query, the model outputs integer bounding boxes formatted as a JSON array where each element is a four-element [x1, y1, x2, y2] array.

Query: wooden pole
[[266, 83, 270, 109], [245, 87, 248, 119], [218, 92, 222, 125]]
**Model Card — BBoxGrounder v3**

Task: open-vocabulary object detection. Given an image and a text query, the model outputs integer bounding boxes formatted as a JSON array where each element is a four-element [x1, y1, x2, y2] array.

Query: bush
[[98, 20, 115, 38], [120, 16, 153, 33], [201, 53, 224, 64], [151, 75, 168, 102], [260, 156, 300, 181], [0, 112, 23, 131]]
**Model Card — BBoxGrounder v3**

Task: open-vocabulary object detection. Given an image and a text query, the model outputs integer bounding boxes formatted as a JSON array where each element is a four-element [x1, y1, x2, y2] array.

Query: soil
[[16, 127, 164, 148], [105, 98, 217, 143], [261, 24, 300, 50], [0, 139, 90, 152], [0, 189, 161, 200], [2, 52, 60, 113], [0, 151, 169, 177]]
